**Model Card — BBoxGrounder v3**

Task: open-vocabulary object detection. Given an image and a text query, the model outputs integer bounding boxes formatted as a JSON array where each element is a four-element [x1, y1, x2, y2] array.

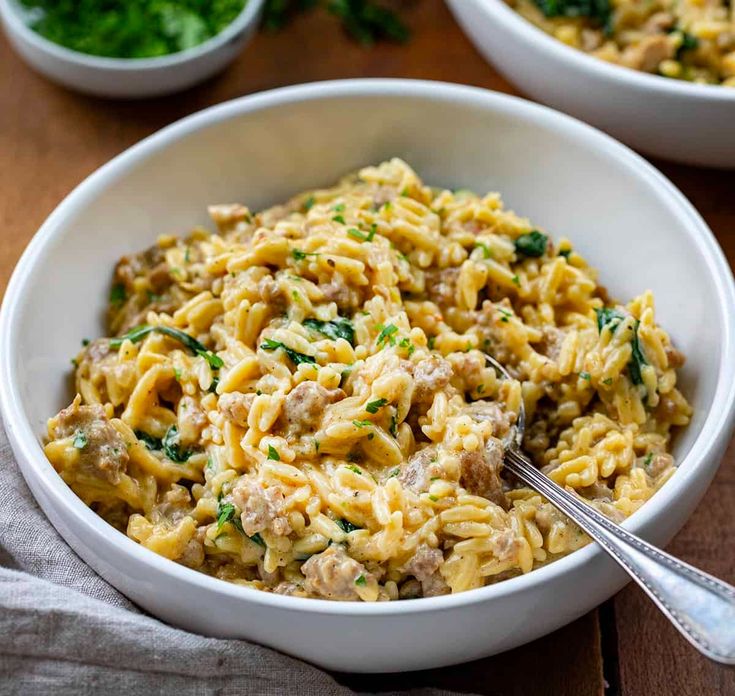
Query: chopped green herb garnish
[[81, 338, 90, 347], [303, 316, 355, 345], [643, 452, 654, 470], [72, 431, 87, 449], [260, 338, 317, 366], [376, 323, 398, 347], [477, 383, 485, 393], [398, 337, 415, 355], [602, 377, 614, 386], [184, 246, 191, 263], [559, 248, 572, 259], [352, 420, 372, 428], [347, 464, 363, 475], [333, 203, 345, 212], [497, 308, 512, 323], [292, 248, 320, 261], [427, 336, 436, 350], [674, 29, 699, 58], [512, 275, 520, 287], [303, 195, 316, 211], [428, 495, 439, 502], [332, 215, 346, 224], [628, 320, 647, 386], [134, 430, 161, 451], [366, 398, 388, 414], [162, 425, 192, 463], [355, 574, 367, 586], [595, 307, 625, 333], [249, 532, 266, 547], [347, 225, 377, 242], [389, 414, 398, 437], [109, 325, 223, 370], [267, 445, 280, 461], [109, 283, 127, 306], [208, 377, 220, 394], [19, 0, 247, 58], [515, 230, 548, 258], [474, 242, 492, 259], [579, 371, 591, 381], [315, 439, 320, 453], [336, 518, 361, 533], [532, 0, 611, 29], [387, 467, 401, 478]]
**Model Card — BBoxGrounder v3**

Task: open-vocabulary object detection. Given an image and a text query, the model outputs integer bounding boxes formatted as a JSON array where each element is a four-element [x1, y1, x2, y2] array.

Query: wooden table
[[1, 2, 733, 693]]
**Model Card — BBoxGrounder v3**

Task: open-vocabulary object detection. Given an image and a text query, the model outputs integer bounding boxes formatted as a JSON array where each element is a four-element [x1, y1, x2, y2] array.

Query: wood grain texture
[[0, 1, 733, 693]]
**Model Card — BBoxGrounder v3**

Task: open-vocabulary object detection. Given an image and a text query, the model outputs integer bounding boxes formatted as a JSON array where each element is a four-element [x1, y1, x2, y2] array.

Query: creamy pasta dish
[[509, 0, 735, 85], [44, 159, 691, 601]]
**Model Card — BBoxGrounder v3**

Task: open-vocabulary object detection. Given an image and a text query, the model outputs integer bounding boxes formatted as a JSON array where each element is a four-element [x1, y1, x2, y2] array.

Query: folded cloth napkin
[[0, 423, 463, 695]]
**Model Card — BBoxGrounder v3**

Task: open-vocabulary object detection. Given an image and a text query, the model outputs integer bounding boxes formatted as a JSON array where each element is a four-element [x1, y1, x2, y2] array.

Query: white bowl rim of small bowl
[[0, 0, 264, 70], [2, 78, 735, 620]]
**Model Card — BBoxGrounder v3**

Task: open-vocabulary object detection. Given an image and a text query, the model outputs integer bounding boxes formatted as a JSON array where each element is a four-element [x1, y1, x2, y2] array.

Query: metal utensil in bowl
[[485, 353, 735, 665]]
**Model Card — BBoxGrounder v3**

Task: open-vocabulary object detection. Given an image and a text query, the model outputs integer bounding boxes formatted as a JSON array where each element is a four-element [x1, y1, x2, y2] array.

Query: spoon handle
[[504, 447, 735, 665]]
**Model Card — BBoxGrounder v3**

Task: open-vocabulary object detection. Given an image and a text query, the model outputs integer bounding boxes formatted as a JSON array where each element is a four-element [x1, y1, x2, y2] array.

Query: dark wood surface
[[1, 2, 733, 694]]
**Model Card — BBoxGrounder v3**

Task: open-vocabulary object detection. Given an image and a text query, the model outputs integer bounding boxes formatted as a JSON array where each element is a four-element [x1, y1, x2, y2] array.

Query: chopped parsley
[[376, 323, 398, 347], [512, 274, 520, 287], [81, 338, 90, 347], [602, 377, 614, 386], [643, 452, 654, 470], [303, 316, 355, 345], [628, 320, 648, 386], [428, 495, 439, 502], [302, 195, 316, 211], [474, 242, 492, 259], [347, 225, 377, 242], [336, 518, 361, 533], [365, 398, 388, 414], [352, 420, 372, 428], [427, 336, 436, 350], [260, 338, 316, 366], [674, 29, 699, 58], [347, 464, 363, 475], [72, 431, 87, 449], [109, 283, 127, 306], [162, 425, 192, 463], [355, 574, 367, 586], [595, 307, 624, 333], [134, 430, 161, 450], [389, 414, 398, 437], [387, 467, 401, 478], [249, 533, 266, 547], [559, 248, 572, 259], [216, 501, 242, 533], [208, 377, 220, 394], [267, 445, 280, 461], [292, 249, 320, 261], [109, 325, 223, 370], [532, 0, 611, 29], [332, 214, 346, 224], [514, 230, 548, 258], [333, 203, 345, 212], [579, 371, 591, 381]]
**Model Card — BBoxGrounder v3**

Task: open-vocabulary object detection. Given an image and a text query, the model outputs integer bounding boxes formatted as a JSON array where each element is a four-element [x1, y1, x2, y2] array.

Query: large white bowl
[[2, 79, 735, 673], [447, 0, 735, 168], [0, 0, 264, 98]]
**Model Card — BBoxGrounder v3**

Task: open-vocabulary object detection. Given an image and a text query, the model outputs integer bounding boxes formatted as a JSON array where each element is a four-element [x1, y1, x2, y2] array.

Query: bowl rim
[[0, 0, 265, 70], [471, 0, 735, 101], [2, 78, 735, 617]]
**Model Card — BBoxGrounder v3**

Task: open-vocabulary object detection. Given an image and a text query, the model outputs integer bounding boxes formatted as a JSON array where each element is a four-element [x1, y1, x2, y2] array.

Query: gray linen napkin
[[0, 423, 466, 695]]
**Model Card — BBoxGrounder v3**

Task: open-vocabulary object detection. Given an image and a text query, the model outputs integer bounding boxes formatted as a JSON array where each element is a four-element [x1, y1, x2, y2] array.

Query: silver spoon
[[484, 353, 735, 665]]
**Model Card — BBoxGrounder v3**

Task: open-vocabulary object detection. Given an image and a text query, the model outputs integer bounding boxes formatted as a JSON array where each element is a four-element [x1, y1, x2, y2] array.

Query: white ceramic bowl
[[447, 0, 735, 168], [2, 79, 735, 673], [0, 0, 264, 98]]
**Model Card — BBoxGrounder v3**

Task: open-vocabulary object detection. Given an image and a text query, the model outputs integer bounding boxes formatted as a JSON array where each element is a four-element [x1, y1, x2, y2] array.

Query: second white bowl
[[447, 0, 735, 168]]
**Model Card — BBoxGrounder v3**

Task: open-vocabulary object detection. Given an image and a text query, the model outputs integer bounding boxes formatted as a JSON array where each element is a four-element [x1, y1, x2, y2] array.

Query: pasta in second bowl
[[44, 159, 691, 602]]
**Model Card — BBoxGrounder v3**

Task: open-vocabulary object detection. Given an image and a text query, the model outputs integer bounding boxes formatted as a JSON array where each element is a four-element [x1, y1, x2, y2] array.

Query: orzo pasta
[[44, 159, 691, 601], [509, 0, 735, 85]]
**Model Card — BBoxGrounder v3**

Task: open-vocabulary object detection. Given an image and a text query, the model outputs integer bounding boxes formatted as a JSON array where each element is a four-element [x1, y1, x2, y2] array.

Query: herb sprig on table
[[19, 0, 247, 58], [263, 0, 409, 45]]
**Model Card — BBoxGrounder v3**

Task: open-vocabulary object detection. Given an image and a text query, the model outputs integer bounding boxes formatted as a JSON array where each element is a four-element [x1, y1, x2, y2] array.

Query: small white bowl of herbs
[[0, 0, 265, 98]]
